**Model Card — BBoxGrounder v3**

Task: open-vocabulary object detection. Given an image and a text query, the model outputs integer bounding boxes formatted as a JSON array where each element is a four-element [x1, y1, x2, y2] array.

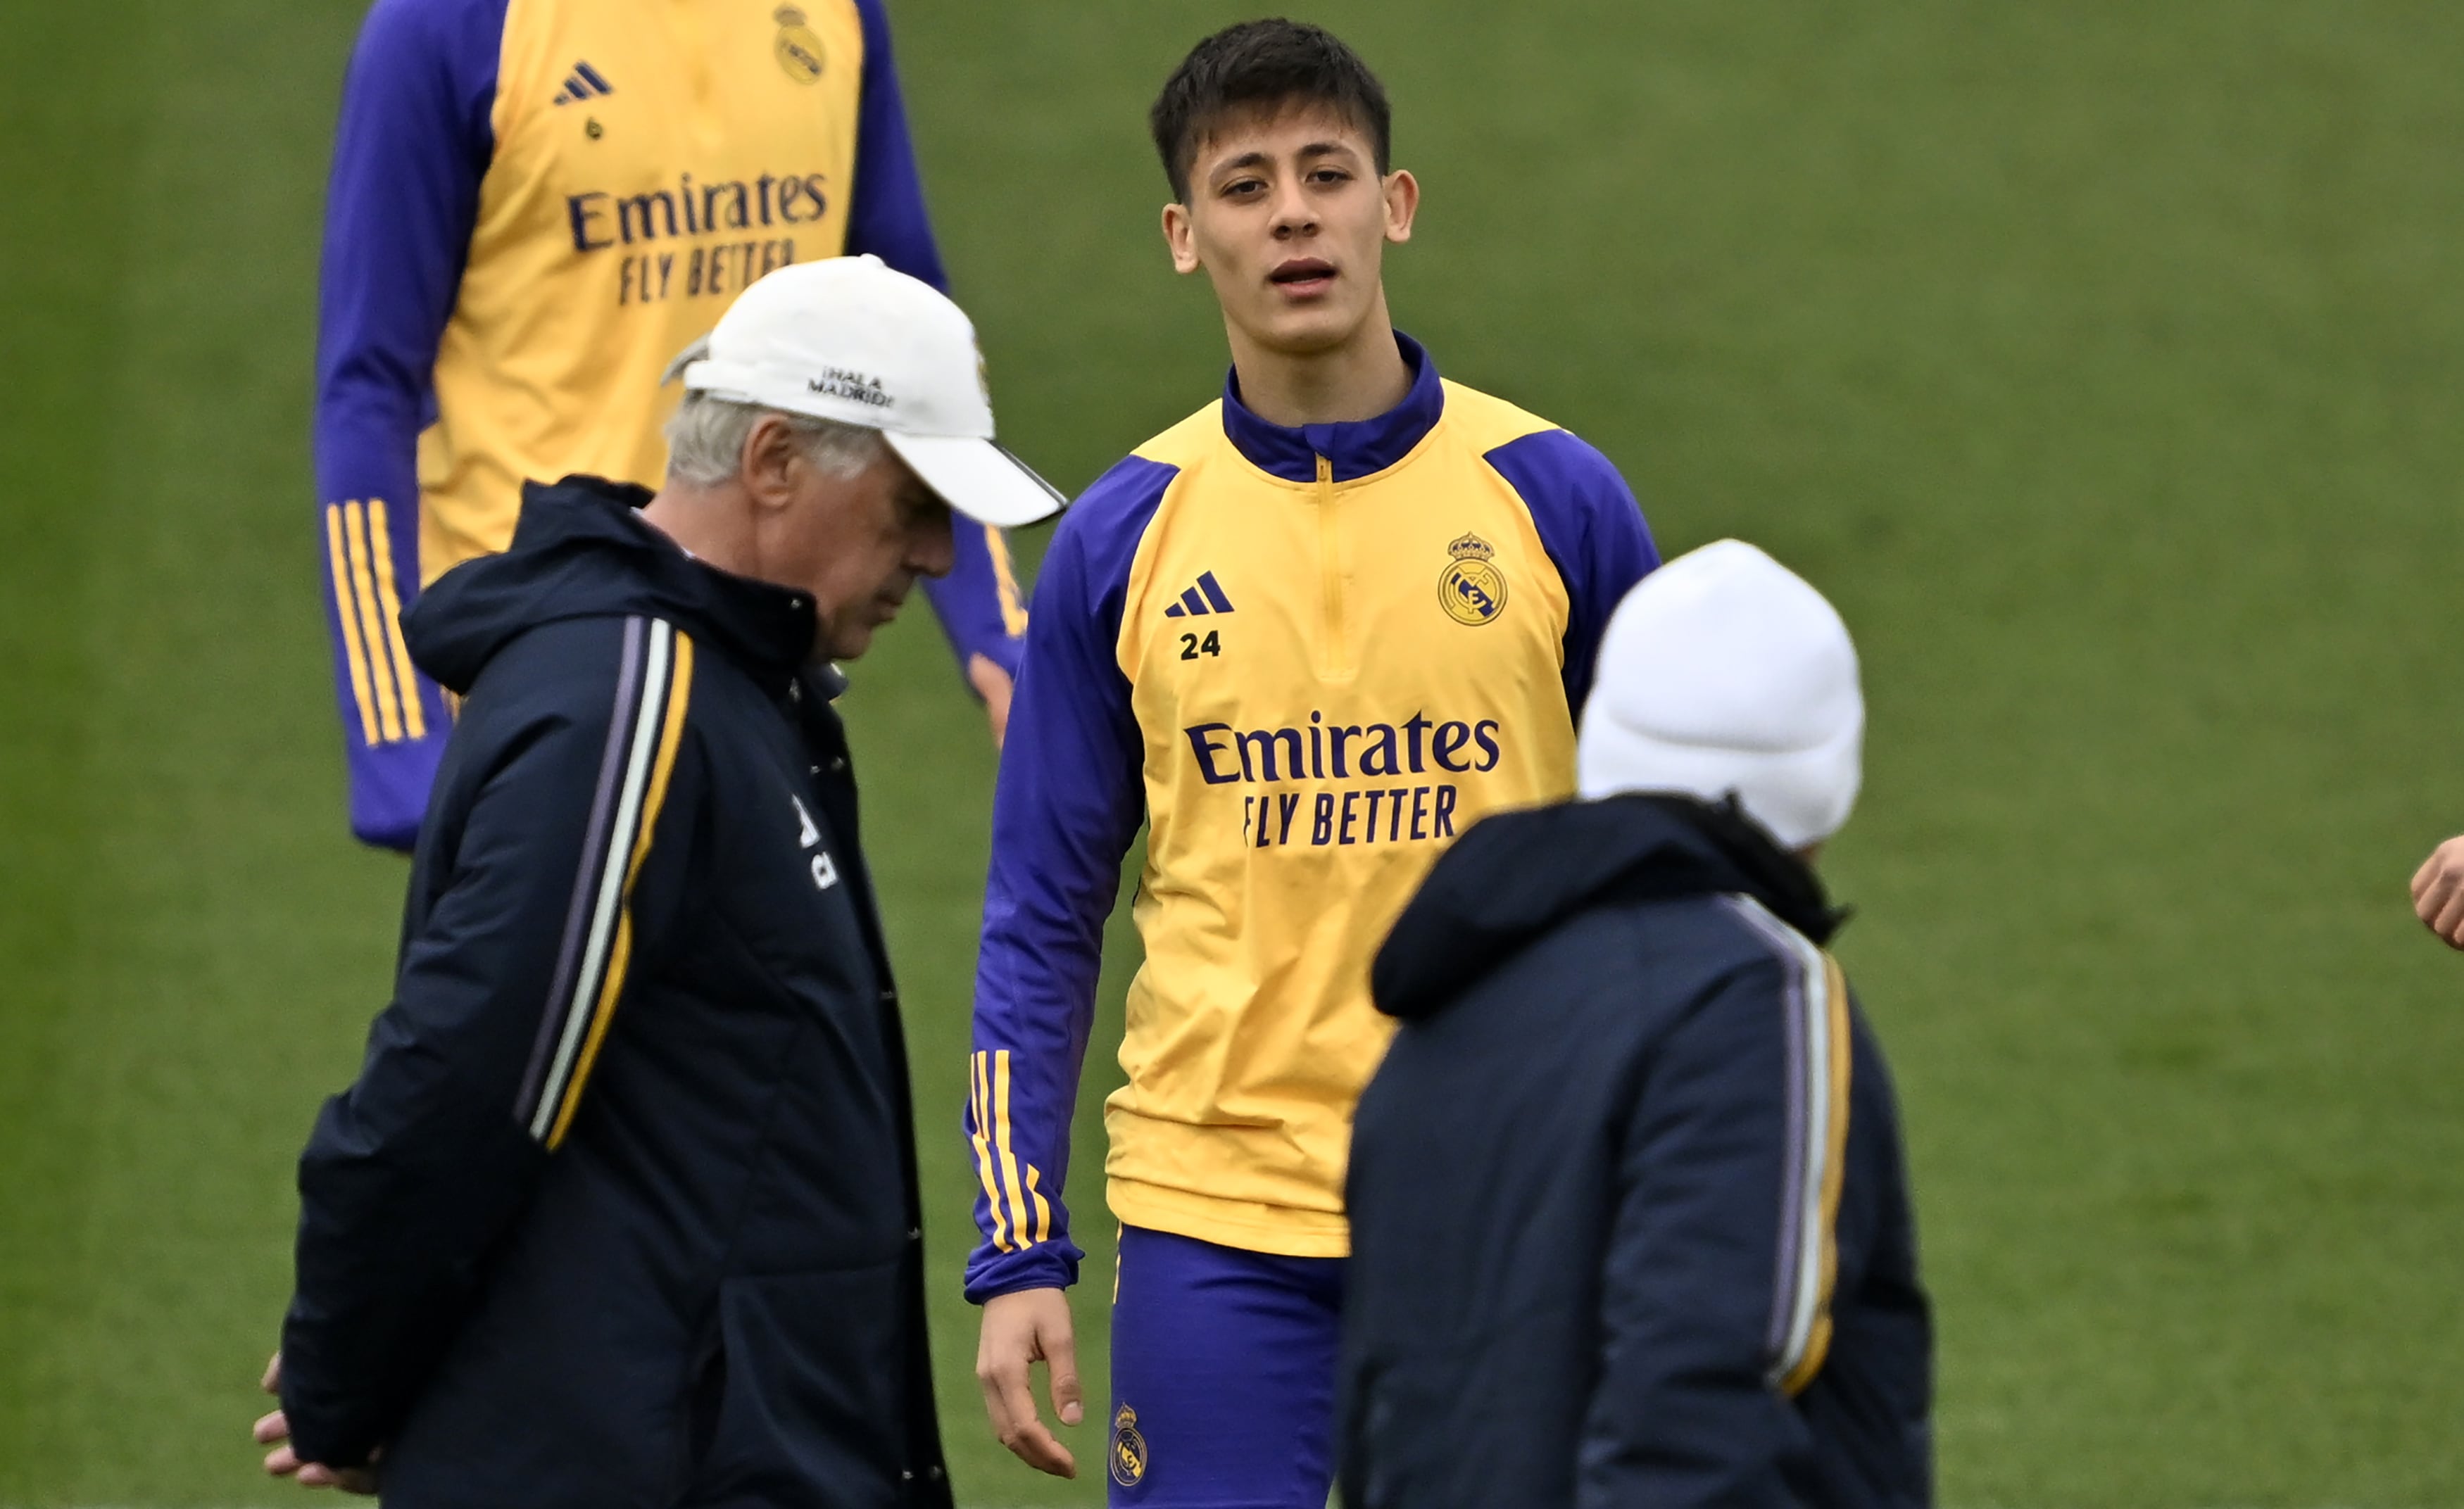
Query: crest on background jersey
[[1110, 1403, 1149, 1488], [773, 6, 826, 84], [1438, 533, 1508, 626]]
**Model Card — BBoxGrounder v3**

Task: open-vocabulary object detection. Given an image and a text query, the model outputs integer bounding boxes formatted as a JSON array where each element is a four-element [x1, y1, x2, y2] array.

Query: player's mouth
[[1269, 258, 1338, 298]]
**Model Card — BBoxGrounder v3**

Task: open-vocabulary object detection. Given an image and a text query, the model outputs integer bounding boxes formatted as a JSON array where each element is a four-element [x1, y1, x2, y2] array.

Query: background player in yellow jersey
[[964, 22, 1660, 1503], [315, 0, 1029, 848]]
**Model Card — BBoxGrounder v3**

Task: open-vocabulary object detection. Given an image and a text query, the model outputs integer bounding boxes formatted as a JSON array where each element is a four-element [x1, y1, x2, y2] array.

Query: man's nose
[[912, 510, 957, 579]]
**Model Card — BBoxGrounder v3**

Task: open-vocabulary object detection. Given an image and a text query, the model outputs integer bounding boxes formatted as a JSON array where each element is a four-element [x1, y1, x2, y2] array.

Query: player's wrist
[[965, 1273, 1076, 1306], [981, 1284, 1068, 1306], [962, 1242, 1081, 1305]]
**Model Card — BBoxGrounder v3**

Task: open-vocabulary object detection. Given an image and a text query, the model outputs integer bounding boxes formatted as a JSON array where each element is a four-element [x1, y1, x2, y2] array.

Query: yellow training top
[[314, 0, 1024, 849], [962, 336, 1660, 1296]]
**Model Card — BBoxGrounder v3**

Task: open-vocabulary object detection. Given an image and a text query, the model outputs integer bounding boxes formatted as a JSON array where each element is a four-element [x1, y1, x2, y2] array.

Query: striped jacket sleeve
[[313, 0, 507, 850], [962, 458, 1169, 1303], [1576, 900, 1849, 1508], [280, 616, 699, 1470]]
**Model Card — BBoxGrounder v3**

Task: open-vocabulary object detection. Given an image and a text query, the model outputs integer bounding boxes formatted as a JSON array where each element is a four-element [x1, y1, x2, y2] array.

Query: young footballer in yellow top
[[963, 22, 1660, 1505]]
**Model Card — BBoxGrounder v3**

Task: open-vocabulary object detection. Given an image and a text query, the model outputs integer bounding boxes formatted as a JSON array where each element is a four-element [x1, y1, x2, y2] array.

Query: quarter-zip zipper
[[1314, 455, 1350, 679], [676, 0, 717, 152]]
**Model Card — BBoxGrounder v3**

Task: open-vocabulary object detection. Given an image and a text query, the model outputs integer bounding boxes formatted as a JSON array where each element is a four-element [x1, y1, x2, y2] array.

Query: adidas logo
[[1162, 571, 1236, 618], [552, 61, 615, 106]]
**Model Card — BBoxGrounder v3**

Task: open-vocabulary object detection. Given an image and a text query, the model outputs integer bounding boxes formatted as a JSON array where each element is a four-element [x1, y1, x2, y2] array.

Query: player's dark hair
[[1149, 20, 1392, 203]]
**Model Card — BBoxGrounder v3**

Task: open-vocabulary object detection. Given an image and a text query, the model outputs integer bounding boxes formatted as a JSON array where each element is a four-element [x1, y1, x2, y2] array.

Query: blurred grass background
[[5, 1, 2464, 1503]]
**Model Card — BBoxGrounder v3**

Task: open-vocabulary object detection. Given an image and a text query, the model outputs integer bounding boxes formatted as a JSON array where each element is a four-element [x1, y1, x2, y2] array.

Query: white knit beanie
[[1577, 539, 1864, 849]]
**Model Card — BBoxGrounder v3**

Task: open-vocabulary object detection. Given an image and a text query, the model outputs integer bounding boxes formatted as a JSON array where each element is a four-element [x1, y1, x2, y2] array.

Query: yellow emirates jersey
[[962, 336, 1660, 1296], [422, 0, 872, 576], [314, 0, 1024, 848]]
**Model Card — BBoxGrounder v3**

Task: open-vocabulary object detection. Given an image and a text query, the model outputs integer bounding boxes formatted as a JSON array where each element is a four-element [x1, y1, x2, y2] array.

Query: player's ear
[[1162, 201, 1202, 275], [1382, 168, 1419, 246]]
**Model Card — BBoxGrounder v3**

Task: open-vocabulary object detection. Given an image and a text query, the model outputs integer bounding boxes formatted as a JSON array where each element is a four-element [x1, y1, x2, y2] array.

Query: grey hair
[[662, 391, 889, 487]]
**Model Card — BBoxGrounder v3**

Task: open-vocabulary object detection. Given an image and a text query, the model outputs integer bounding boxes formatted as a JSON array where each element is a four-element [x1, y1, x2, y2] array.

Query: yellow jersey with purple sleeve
[[314, 0, 1028, 849], [962, 336, 1659, 1298]]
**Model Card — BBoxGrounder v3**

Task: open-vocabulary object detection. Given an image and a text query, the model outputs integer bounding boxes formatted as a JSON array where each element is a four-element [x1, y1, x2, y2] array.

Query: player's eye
[[1221, 177, 1265, 198]]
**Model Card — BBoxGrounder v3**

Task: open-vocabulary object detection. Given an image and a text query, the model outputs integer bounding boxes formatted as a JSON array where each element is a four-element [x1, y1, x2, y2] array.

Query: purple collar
[[1219, 332, 1445, 484]]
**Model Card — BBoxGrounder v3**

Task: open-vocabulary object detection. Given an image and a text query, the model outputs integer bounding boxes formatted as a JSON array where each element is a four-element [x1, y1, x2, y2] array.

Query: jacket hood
[[1371, 794, 1846, 1022], [406, 476, 819, 697]]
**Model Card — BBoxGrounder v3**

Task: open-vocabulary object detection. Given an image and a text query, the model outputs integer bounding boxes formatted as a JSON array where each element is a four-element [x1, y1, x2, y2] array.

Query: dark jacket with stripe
[[279, 476, 953, 1508], [1339, 795, 1930, 1509]]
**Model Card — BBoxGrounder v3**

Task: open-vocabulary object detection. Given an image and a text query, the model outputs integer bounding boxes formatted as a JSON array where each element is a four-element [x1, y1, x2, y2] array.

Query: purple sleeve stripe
[[517, 615, 646, 1123], [527, 620, 693, 1149], [1721, 894, 1846, 1390]]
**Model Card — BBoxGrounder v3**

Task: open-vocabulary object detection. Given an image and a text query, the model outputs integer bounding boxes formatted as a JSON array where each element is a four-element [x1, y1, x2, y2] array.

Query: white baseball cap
[[662, 255, 1064, 527], [1578, 540, 1865, 849]]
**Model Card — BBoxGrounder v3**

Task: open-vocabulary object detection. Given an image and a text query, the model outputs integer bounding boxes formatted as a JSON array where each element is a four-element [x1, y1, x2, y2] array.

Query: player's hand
[[254, 1352, 379, 1494], [2413, 835, 2464, 949], [968, 653, 1015, 750], [976, 1287, 1081, 1477]]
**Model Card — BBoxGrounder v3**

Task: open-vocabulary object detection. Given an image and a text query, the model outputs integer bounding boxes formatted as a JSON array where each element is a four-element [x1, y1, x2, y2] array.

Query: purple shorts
[[1106, 1225, 1346, 1508]]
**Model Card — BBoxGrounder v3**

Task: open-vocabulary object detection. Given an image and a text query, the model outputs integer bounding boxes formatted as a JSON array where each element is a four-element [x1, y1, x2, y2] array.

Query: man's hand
[[253, 1352, 378, 1494], [2415, 836, 2464, 949], [976, 1287, 1081, 1477], [968, 653, 1015, 750]]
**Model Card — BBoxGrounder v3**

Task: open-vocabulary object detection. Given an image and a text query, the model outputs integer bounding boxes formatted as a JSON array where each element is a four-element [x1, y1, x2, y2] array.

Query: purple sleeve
[[847, 0, 1025, 681], [845, 0, 946, 290], [920, 523, 1029, 680], [962, 457, 1174, 1303], [314, 0, 505, 850], [1483, 429, 1661, 715]]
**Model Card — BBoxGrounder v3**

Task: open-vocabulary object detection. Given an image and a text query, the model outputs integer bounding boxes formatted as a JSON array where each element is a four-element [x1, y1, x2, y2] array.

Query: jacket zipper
[[676, 0, 715, 147], [1315, 455, 1350, 679]]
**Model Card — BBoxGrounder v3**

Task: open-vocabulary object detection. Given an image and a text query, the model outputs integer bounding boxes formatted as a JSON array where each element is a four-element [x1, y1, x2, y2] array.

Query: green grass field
[[7, 1, 2464, 1503]]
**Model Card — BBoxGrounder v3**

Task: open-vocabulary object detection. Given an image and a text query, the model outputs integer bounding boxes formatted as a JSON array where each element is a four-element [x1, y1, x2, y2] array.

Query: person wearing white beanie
[[1343, 540, 1930, 1509], [1578, 538, 1864, 852]]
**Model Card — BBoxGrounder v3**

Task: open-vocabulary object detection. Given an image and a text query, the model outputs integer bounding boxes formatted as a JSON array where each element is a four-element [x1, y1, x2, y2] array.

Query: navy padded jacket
[[280, 476, 952, 1508], [1342, 795, 1930, 1509]]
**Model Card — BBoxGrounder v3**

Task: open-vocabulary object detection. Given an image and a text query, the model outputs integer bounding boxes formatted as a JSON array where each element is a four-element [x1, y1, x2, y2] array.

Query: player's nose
[[1269, 181, 1317, 236]]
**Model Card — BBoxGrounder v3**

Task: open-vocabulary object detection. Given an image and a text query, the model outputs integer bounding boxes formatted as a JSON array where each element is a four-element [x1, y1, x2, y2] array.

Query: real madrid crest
[[1438, 533, 1508, 626], [1110, 1403, 1149, 1488], [773, 6, 826, 84]]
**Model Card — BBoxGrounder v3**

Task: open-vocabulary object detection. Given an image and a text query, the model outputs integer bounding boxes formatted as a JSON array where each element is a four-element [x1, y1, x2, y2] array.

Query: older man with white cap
[[251, 257, 1057, 1507], [1340, 540, 1932, 1509]]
